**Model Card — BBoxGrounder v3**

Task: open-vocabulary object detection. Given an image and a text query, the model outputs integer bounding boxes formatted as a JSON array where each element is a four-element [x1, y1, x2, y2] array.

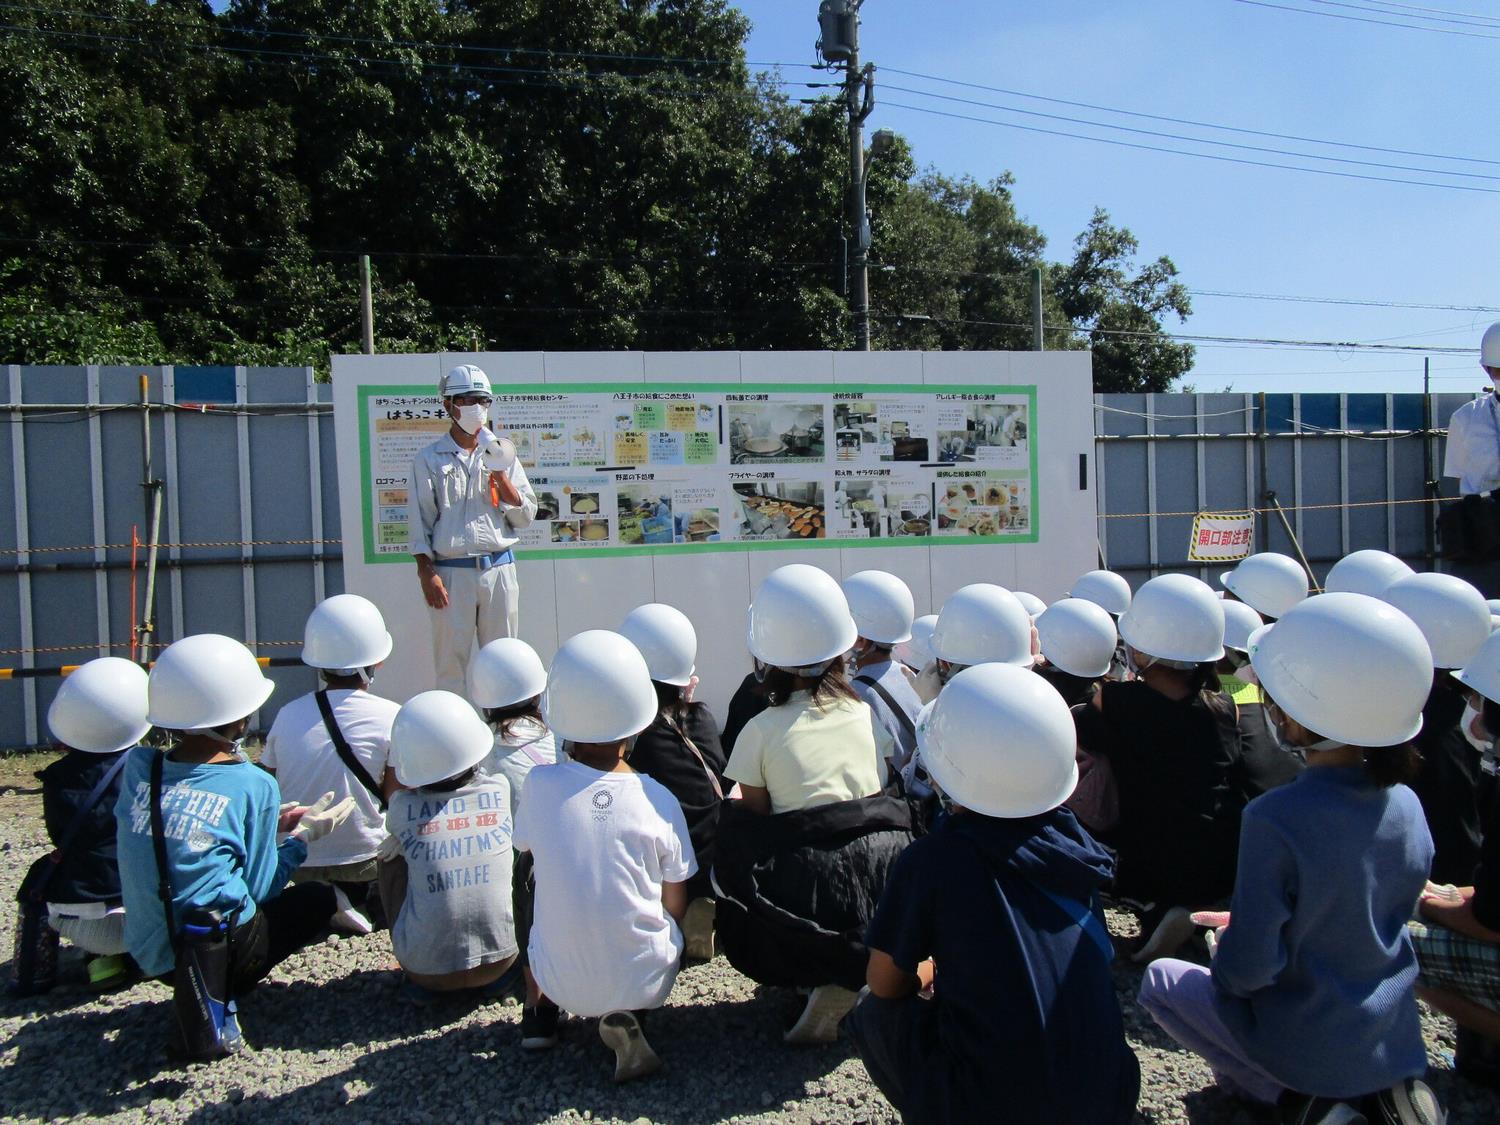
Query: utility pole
[[817, 1, 876, 350], [359, 254, 375, 355], [1031, 266, 1045, 351]]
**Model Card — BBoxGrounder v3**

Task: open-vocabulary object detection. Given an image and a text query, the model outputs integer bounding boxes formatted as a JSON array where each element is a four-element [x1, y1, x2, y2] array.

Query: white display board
[[332, 351, 1097, 722]]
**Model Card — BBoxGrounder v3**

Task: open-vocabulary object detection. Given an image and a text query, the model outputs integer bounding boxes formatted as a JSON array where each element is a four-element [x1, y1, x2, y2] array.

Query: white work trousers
[[429, 561, 519, 694]]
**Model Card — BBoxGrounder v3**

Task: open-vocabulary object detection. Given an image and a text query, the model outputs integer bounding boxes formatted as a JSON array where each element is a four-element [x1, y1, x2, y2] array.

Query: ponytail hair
[[762, 659, 859, 708], [483, 696, 545, 741]]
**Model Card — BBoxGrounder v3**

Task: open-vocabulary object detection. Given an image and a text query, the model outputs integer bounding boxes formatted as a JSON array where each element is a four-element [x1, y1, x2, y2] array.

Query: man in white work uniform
[[1441, 322, 1500, 595], [410, 364, 538, 694]]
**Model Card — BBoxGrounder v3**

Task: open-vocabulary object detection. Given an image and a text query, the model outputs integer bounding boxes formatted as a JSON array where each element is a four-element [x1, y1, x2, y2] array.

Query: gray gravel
[[2, 760, 1497, 1123]]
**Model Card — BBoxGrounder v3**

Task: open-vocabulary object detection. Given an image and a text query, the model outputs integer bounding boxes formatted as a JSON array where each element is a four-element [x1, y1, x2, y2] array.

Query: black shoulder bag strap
[[23, 752, 132, 903], [149, 749, 180, 953], [854, 673, 917, 745], [314, 690, 387, 811], [660, 709, 724, 801]]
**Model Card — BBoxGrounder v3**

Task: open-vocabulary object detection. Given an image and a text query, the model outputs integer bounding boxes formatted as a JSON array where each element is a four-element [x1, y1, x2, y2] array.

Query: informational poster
[[358, 383, 1038, 563]]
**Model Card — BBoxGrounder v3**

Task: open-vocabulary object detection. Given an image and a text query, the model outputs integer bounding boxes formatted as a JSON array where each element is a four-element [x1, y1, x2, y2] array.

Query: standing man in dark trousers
[[1442, 323, 1500, 597], [410, 365, 538, 694]]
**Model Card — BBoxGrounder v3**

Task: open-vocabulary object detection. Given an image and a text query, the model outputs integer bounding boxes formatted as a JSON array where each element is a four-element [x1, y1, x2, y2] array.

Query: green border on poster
[[357, 382, 1041, 564]]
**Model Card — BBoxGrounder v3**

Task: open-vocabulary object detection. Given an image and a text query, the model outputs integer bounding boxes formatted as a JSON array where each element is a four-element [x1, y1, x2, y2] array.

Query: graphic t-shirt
[[114, 746, 305, 977], [386, 775, 517, 976], [261, 688, 399, 866], [514, 760, 696, 1016]]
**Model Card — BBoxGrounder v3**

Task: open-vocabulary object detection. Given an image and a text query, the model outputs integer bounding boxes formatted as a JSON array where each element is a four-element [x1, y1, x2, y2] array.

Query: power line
[[1303, 0, 1500, 30], [1187, 289, 1500, 313], [1231, 0, 1500, 37], [879, 67, 1499, 167], [880, 81, 1500, 181], [880, 100, 1500, 195]]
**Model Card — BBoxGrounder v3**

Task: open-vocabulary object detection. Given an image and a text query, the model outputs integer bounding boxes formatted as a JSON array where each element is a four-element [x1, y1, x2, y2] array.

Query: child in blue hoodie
[[845, 664, 1139, 1125]]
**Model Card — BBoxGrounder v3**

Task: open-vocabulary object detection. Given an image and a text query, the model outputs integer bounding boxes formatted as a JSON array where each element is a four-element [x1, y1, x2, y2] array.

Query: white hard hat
[[1323, 549, 1413, 598], [1035, 598, 1117, 679], [916, 663, 1078, 818], [930, 584, 1034, 668], [469, 637, 548, 709], [440, 364, 492, 399], [1117, 574, 1225, 664], [619, 603, 697, 687], [300, 594, 393, 673], [1380, 571, 1491, 669], [1221, 599, 1265, 654], [1482, 321, 1500, 368], [1219, 553, 1308, 620], [47, 657, 151, 754], [1455, 630, 1500, 706], [1067, 570, 1132, 617], [1248, 593, 1431, 747], [747, 565, 858, 670], [843, 570, 915, 646], [390, 690, 493, 788], [146, 634, 275, 730], [1013, 591, 1048, 620], [543, 630, 658, 743], [893, 614, 939, 671]]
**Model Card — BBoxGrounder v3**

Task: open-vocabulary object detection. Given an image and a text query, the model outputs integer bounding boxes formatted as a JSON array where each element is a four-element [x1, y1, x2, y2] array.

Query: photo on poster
[[551, 520, 581, 543], [534, 490, 563, 521], [569, 492, 601, 516], [937, 475, 1030, 535], [727, 401, 825, 464], [732, 481, 826, 540], [617, 485, 675, 545], [829, 476, 931, 539]]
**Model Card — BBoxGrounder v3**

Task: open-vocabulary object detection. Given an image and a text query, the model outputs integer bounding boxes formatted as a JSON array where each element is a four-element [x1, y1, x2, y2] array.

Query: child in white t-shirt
[[262, 595, 399, 933], [380, 690, 519, 1004], [515, 630, 696, 1083]]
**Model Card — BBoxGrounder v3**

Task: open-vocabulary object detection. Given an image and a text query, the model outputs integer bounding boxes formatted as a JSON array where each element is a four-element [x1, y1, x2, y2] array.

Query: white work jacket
[[1444, 391, 1500, 496], [409, 432, 538, 559]]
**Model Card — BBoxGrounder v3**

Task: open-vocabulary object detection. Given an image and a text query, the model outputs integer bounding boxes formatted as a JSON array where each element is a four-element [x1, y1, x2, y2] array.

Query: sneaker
[[1132, 905, 1197, 964], [520, 999, 560, 1050], [1365, 1079, 1444, 1125], [330, 886, 374, 935], [86, 953, 134, 992], [598, 1010, 662, 1083], [1278, 1092, 1368, 1125], [682, 898, 716, 962], [783, 984, 859, 1045]]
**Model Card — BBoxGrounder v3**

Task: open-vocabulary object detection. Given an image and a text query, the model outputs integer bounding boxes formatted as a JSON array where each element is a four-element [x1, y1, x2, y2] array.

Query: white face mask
[[454, 402, 489, 435], [1462, 701, 1492, 754]]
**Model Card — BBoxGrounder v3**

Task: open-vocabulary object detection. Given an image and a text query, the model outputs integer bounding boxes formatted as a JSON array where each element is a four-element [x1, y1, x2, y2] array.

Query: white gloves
[[479, 431, 517, 472], [289, 791, 357, 844], [376, 833, 403, 862]]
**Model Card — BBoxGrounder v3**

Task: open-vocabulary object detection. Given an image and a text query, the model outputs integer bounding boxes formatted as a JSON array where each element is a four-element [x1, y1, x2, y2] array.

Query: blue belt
[[433, 549, 514, 570]]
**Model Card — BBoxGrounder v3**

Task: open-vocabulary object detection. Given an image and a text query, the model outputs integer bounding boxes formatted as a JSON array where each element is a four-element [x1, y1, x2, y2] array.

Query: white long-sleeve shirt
[[1443, 392, 1500, 496], [409, 432, 538, 559]]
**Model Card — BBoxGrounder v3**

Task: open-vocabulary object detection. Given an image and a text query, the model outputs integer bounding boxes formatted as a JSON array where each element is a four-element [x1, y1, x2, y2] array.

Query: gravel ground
[[2, 752, 1498, 1124]]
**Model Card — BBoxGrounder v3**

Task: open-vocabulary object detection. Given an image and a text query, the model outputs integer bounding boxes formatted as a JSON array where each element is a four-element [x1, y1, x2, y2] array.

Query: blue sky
[[731, 0, 1498, 395]]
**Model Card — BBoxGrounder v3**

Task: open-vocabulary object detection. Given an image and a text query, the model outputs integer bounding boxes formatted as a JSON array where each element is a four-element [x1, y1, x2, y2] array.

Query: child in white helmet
[[842, 571, 924, 777], [1139, 594, 1442, 1125], [11, 659, 150, 994], [469, 637, 557, 822], [618, 604, 728, 963], [846, 664, 1140, 1123], [115, 635, 356, 1057], [1411, 629, 1500, 1088], [260, 595, 399, 934], [718, 566, 909, 1046], [515, 630, 696, 1083], [378, 690, 520, 1004], [1071, 574, 1244, 963]]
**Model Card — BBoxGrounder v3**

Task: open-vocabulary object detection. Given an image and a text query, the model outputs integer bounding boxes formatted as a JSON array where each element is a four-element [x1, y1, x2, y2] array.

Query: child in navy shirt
[[845, 664, 1139, 1124]]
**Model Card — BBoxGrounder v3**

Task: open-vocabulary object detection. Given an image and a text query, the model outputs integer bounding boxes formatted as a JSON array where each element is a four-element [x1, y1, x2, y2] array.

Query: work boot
[[598, 1010, 662, 1083], [784, 984, 859, 1045]]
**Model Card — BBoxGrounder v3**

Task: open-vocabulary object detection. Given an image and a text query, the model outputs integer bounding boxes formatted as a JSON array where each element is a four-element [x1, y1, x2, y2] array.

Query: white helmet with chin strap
[[47, 657, 151, 754], [1117, 573, 1225, 666], [1067, 570, 1132, 617], [1324, 549, 1413, 598], [301, 594, 393, 680], [842, 570, 916, 646], [747, 564, 858, 673]]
